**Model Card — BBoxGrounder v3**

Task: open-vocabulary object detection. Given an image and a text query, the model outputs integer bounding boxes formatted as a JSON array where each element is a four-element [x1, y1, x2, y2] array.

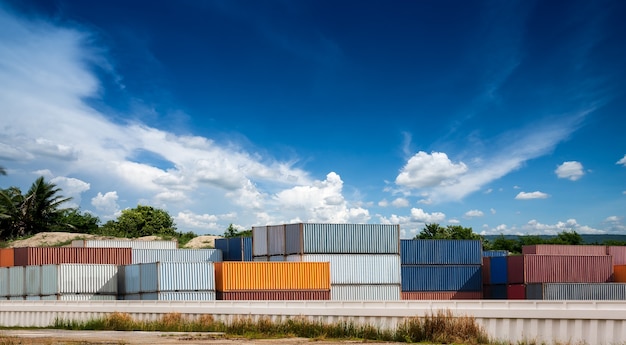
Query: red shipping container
[[0, 248, 14, 267], [522, 244, 606, 256], [507, 284, 526, 299], [13, 247, 132, 266], [217, 290, 330, 300], [401, 291, 483, 300], [507, 256, 524, 284], [607, 246, 626, 265], [482, 257, 491, 285], [523, 255, 613, 283]]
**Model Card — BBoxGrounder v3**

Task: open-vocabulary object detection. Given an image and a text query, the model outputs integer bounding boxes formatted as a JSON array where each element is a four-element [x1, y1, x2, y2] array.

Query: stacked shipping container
[[400, 240, 483, 300], [215, 237, 252, 261]]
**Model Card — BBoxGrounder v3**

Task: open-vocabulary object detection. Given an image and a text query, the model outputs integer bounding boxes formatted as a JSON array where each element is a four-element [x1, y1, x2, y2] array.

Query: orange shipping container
[[614, 265, 626, 282], [0, 248, 14, 267], [13, 247, 132, 266], [214, 262, 330, 291]]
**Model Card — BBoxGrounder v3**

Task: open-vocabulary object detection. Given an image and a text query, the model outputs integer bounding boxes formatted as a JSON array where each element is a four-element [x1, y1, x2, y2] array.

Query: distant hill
[[483, 234, 626, 244]]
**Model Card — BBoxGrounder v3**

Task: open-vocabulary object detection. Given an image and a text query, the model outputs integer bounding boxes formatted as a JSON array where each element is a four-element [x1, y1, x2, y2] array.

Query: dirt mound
[[183, 235, 221, 249]]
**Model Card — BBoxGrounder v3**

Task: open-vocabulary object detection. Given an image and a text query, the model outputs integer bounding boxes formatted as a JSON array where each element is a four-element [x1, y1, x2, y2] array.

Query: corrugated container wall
[[522, 244, 606, 256], [401, 291, 482, 300], [507, 284, 526, 299], [284, 223, 400, 254], [138, 262, 215, 292], [286, 254, 401, 284], [13, 247, 131, 266], [142, 291, 216, 301], [41, 294, 117, 301], [614, 265, 626, 282], [482, 257, 491, 285], [71, 239, 177, 250], [489, 256, 508, 284], [507, 256, 524, 284], [215, 237, 252, 261], [252, 226, 268, 256], [483, 284, 507, 299], [118, 264, 140, 295], [131, 249, 222, 264], [483, 250, 508, 257], [0, 248, 14, 267], [401, 265, 482, 292], [526, 283, 626, 300], [607, 246, 626, 265], [0, 268, 8, 297], [400, 240, 482, 265], [25, 266, 41, 296], [523, 255, 613, 283], [214, 262, 330, 291], [8, 266, 25, 297], [267, 225, 285, 256], [218, 291, 330, 300], [41, 264, 118, 295], [330, 284, 401, 301]]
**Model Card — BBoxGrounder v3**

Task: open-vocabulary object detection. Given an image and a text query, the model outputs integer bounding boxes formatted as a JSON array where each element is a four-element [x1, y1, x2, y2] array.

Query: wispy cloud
[[617, 155, 626, 167], [555, 161, 584, 181], [464, 209, 484, 218], [515, 191, 550, 200]]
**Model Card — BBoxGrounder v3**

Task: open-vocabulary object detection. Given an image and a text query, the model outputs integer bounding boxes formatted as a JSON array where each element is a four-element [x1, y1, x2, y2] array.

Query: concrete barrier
[[1, 300, 625, 344]]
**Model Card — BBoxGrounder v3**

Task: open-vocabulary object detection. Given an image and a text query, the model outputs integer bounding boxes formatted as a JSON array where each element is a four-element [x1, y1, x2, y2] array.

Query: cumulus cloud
[[555, 161, 584, 181], [482, 219, 605, 236], [617, 155, 626, 167], [391, 198, 409, 207], [378, 199, 389, 207], [395, 151, 468, 188], [51, 176, 90, 207], [174, 211, 237, 233], [464, 209, 484, 218], [378, 208, 446, 238], [91, 192, 120, 217], [515, 191, 549, 200]]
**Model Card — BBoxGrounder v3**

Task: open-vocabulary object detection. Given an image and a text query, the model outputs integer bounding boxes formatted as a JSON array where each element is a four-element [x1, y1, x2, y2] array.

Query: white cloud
[[464, 209, 484, 218], [617, 155, 626, 167], [515, 191, 550, 200], [91, 192, 120, 217], [395, 151, 468, 188], [174, 211, 236, 233], [409, 208, 446, 223], [484, 188, 493, 194], [490, 208, 496, 214], [51, 176, 90, 208], [448, 218, 460, 224], [378, 208, 446, 238], [605, 216, 621, 222], [555, 161, 584, 181], [523, 219, 604, 235], [391, 197, 409, 207], [378, 199, 389, 207]]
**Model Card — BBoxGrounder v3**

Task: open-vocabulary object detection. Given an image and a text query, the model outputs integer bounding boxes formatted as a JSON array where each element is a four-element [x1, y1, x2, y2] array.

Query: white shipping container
[[286, 254, 401, 284], [331, 284, 401, 301], [0, 268, 8, 297], [131, 249, 222, 264], [9, 266, 25, 297], [26, 295, 41, 300], [141, 291, 216, 301], [25, 266, 41, 296], [252, 226, 268, 256], [138, 262, 215, 293], [72, 239, 178, 250], [8, 296, 24, 300], [41, 264, 118, 295]]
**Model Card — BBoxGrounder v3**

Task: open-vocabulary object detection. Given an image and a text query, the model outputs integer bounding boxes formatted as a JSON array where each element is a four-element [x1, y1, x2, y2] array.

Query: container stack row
[[253, 223, 402, 300], [400, 240, 483, 300]]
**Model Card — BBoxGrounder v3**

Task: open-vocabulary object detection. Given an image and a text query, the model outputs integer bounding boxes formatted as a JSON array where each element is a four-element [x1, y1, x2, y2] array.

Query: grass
[[51, 309, 492, 344]]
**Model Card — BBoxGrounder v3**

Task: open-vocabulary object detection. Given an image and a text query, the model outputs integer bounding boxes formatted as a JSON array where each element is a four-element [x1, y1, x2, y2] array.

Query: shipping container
[[0, 268, 8, 297], [267, 225, 286, 256], [507, 284, 526, 299], [8, 266, 24, 297], [138, 262, 215, 292], [401, 265, 482, 292], [268, 255, 285, 262], [522, 244, 606, 256], [71, 239, 177, 250], [483, 284, 507, 299], [526, 283, 626, 300], [483, 250, 508, 257], [252, 256, 268, 262], [131, 249, 222, 264], [13, 247, 131, 266], [214, 262, 330, 291], [482, 257, 491, 285], [252, 226, 268, 256], [401, 291, 482, 300], [122, 294, 141, 300], [330, 284, 401, 300], [25, 266, 41, 296], [523, 255, 613, 283], [0, 248, 14, 267], [507, 256, 524, 284], [286, 254, 401, 284], [607, 246, 626, 265], [217, 290, 330, 300], [400, 240, 482, 265], [284, 223, 400, 255], [118, 264, 140, 295], [142, 291, 216, 301], [40, 294, 117, 301], [215, 237, 252, 261], [41, 264, 118, 295], [489, 256, 508, 284], [614, 265, 626, 282]]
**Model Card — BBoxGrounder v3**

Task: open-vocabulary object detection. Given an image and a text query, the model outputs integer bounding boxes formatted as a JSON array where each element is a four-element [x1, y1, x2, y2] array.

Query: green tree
[[50, 208, 100, 233], [414, 223, 448, 239], [414, 223, 482, 241], [486, 234, 519, 253], [99, 205, 177, 238], [553, 231, 583, 245], [223, 223, 252, 238]]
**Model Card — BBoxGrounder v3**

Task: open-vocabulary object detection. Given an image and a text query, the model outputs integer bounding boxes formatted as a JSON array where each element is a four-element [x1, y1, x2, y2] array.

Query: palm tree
[[0, 166, 6, 175]]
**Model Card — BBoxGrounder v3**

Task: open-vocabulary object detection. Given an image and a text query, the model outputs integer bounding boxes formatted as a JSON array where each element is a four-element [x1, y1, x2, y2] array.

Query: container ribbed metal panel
[[286, 254, 401, 284], [284, 223, 400, 254], [400, 240, 482, 265], [526, 283, 626, 300], [118, 264, 140, 295], [40, 264, 118, 295], [267, 225, 285, 256], [142, 291, 216, 300], [122, 294, 141, 300], [215, 237, 252, 261], [330, 284, 401, 300], [71, 239, 177, 249], [138, 262, 215, 293], [39, 294, 118, 301], [607, 246, 626, 265], [268, 255, 285, 262], [0, 268, 8, 297], [489, 257, 508, 284], [8, 266, 24, 297], [401, 265, 482, 291], [25, 266, 41, 296], [252, 256, 268, 262], [522, 244, 607, 256], [523, 255, 613, 283], [252, 226, 268, 256], [483, 250, 508, 257], [131, 249, 222, 264]]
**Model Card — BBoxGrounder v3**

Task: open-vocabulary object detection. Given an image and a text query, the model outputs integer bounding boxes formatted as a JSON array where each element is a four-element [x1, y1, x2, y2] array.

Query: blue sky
[[0, 0, 625, 237]]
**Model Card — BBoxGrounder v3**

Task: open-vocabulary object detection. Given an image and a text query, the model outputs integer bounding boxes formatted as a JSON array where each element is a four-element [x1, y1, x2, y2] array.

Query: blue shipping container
[[401, 265, 482, 291], [400, 240, 482, 265], [489, 256, 508, 284], [483, 250, 508, 257], [215, 237, 252, 261]]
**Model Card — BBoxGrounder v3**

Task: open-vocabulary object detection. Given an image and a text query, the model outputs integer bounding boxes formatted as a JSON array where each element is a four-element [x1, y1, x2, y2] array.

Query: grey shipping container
[[41, 264, 118, 295], [284, 223, 400, 254], [252, 226, 268, 256], [25, 266, 42, 296], [400, 239, 482, 265], [131, 262, 215, 293], [286, 254, 401, 284], [118, 264, 140, 295], [40, 294, 117, 301], [0, 268, 7, 297], [526, 283, 626, 300], [267, 225, 286, 256], [131, 249, 222, 264], [330, 284, 401, 301], [72, 239, 177, 250], [141, 291, 216, 300], [9, 266, 25, 297]]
